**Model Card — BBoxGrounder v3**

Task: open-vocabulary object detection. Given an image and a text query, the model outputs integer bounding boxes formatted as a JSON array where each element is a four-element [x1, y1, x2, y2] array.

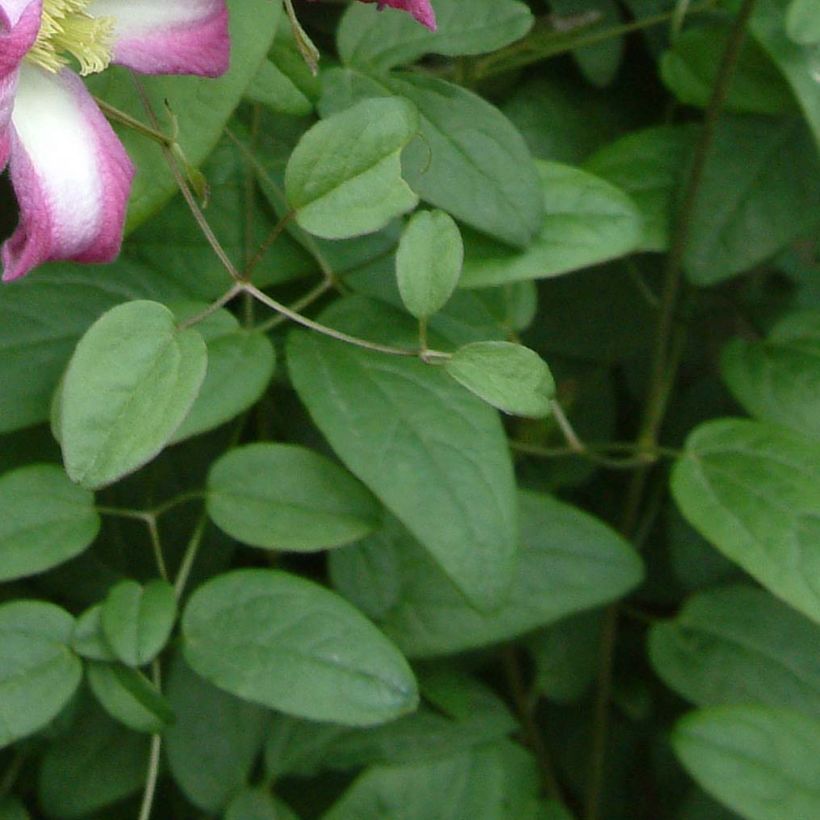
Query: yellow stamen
[[26, 0, 114, 77]]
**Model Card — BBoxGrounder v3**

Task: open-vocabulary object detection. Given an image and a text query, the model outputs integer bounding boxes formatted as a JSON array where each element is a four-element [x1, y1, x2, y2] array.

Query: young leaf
[[649, 585, 820, 718], [71, 604, 116, 662], [101, 579, 177, 668], [60, 300, 207, 489], [287, 296, 518, 610], [285, 97, 419, 239], [206, 443, 382, 551], [671, 418, 820, 623], [86, 662, 174, 734], [319, 68, 545, 248], [673, 705, 820, 820], [444, 341, 555, 418], [0, 464, 99, 581], [396, 209, 463, 319], [0, 601, 82, 749], [181, 569, 418, 726]]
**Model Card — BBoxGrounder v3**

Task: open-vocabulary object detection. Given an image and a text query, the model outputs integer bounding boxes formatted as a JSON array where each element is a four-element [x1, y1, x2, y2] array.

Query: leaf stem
[[131, 75, 243, 283], [146, 516, 168, 583], [95, 98, 173, 147], [245, 283, 445, 359], [173, 514, 208, 600], [137, 661, 163, 820], [177, 283, 244, 330], [583, 1, 759, 817], [473, 0, 718, 79]]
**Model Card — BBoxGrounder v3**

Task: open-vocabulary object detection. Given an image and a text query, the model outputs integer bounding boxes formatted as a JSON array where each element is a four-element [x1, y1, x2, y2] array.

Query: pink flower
[[307, 0, 436, 31], [0, 0, 230, 282], [363, 0, 436, 30]]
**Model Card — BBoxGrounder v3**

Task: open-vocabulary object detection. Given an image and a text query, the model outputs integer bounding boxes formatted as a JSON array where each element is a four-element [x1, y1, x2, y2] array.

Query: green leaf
[[171, 307, 276, 443], [459, 161, 643, 287], [245, 59, 314, 117], [206, 443, 382, 551], [330, 493, 643, 657], [86, 662, 174, 734], [0, 601, 82, 749], [683, 117, 820, 285], [445, 341, 555, 417], [101, 579, 177, 668], [396, 209, 463, 319], [750, 0, 820, 150], [525, 611, 602, 703], [319, 69, 545, 248], [322, 741, 542, 820], [38, 700, 149, 819], [224, 789, 290, 820], [0, 798, 28, 820], [673, 705, 820, 820], [550, 0, 624, 88], [182, 569, 418, 726], [0, 464, 99, 581], [671, 418, 820, 623], [338, 0, 534, 71], [786, 0, 820, 44], [60, 300, 207, 489], [585, 125, 694, 252], [71, 604, 116, 662], [88, 0, 280, 230], [127, 135, 315, 298], [721, 312, 820, 440], [287, 296, 518, 610], [649, 585, 820, 718], [661, 24, 797, 114], [285, 97, 419, 239], [165, 655, 270, 813], [0, 259, 186, 433]]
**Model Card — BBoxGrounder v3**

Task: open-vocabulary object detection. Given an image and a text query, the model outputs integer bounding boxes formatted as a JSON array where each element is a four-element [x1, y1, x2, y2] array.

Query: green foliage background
[[1, 0, 819, 818]]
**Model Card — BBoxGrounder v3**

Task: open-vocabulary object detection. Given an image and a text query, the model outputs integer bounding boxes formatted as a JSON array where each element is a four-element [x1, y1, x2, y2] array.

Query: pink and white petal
[[0, 70, 18, 170], [2, 65, 135, 282], [0, 0, 38, 29], [86, 0, 229, 77], [0, 0, 41, 77]]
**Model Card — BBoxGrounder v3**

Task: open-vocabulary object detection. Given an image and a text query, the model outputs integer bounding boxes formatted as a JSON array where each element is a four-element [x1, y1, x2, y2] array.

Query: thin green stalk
[[137, 661, 164, 820], [132, 75, 243, 283], [174, 514, 208, 600], [473, 0, 717, 79], [245, 283, 451, 360], [584, 1, 760, 817], [146, 516, 168, 583]]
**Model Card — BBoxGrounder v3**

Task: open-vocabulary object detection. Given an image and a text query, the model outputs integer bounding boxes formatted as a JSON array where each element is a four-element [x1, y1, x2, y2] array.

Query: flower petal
[[0, 71, 18, 170], [0, 0, 41, 77], [372, 0, 437, 30], [86, 0, 229, 77], [2, 65, 134, 282]]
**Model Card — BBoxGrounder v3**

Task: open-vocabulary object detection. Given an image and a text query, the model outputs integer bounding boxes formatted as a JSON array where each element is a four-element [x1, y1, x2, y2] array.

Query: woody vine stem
[[584, 0, 760, 817]]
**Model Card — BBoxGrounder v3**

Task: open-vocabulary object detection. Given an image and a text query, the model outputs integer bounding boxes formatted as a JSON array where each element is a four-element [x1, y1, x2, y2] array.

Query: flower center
[[26, 0, 115, 76]]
